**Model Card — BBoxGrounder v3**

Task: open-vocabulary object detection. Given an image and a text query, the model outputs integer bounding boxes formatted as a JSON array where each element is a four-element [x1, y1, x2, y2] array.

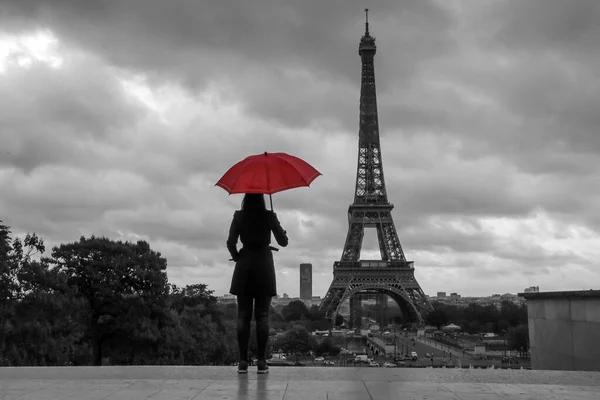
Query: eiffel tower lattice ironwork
[[319, 10, 433, 327]]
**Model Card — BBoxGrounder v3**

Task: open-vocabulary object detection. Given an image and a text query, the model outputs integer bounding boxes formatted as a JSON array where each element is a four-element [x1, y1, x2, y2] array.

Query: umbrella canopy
[[215, 152, 321, 209]]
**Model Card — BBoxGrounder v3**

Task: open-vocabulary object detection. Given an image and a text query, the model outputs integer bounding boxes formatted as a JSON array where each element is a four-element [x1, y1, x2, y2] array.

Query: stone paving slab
[[1, 366, 599, 400]]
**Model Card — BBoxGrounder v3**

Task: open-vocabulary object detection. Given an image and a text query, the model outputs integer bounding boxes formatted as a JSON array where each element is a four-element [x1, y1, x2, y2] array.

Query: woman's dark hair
[[241, 193, 266, 212]]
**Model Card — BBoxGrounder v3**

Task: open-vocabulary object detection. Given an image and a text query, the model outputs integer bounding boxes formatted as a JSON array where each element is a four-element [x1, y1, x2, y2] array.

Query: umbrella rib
[[219, 157, 254, 193], [266, 182, 312, 194], [265, 155, 270, 194], [228, 166, 247, 193], [275, 157, 322, 189], [279, 155, 321, 180]]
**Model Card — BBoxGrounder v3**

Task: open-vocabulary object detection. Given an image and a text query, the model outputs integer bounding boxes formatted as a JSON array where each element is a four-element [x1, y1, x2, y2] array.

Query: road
[[379, 335, 472, 366], [338, 334, 474, 367]]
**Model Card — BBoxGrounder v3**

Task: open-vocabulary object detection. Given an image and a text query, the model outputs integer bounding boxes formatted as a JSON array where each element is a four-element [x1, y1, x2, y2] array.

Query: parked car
[[270, 353, 286, 361], [411, 352, 418, 361], [314, 357, 325, 363], [323, 360, 335, 366], [354, 355, 368, 363], [383, 362, 397, 368], [368, 361, 380, 367]]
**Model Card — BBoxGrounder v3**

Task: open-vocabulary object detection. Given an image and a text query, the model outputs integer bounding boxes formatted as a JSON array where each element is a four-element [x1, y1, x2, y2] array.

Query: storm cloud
[[1, 0, 599, 297]]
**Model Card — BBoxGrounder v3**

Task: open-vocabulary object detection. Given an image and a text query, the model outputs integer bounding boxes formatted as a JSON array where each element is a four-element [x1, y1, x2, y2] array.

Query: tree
[[6, 281, 85, 366], [178, 305, 231, 365], [169, 283, 223, 330], [496, 319, 509, 333], [507, 324, 529, 354], [0, 221, 14, 301], [219, 302, 238, 322], [46, 236, 169, 366], [426, 309, 449, 329], [169, 284, 216, 313], [0, 221, 55, 366], [0, 221, 45, 302], [304, 305, 330, 331], [274, 325, 316, 362], [314, 337, 341, 357], [499, 301, 527, 327], [281, 300, 310, 322], [269, 308, 287, 331], [308, 305, 325, 321]]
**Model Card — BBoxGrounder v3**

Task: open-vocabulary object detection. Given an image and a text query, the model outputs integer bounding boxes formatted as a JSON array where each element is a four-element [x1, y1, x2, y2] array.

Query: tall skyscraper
[[300, 263, 312, 300]]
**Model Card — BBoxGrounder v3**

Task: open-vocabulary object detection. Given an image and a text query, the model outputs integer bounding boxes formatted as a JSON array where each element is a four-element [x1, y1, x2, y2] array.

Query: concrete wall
[[523, 291, 600, 371]]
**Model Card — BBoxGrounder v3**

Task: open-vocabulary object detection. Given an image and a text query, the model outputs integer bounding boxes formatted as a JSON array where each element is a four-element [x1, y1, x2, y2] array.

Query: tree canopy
[[426, 301, 527, 335], [0, 221, 237, 366]]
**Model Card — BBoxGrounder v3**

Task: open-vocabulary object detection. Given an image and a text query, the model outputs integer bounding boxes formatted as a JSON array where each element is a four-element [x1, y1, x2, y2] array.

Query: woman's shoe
[[257, 360, 269, 374], [237, 360, 249, 374]]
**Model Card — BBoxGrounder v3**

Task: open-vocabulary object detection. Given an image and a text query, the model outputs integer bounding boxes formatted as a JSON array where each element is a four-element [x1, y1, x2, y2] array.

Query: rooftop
[[519, 289, 600, 300], [2, 366, 599, 399]]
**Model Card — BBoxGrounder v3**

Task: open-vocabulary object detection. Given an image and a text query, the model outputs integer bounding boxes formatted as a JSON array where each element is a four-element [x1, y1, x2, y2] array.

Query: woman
[[226, 193, 288, 374]]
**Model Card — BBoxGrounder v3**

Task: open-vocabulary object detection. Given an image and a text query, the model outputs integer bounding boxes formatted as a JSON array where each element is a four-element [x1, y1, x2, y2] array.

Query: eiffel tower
[[320, 10, 433, 328]]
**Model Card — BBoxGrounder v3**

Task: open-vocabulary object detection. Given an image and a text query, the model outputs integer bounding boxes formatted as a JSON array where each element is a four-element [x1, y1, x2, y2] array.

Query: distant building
[[437, 292, 447, 299], [524, 286, 540, 293], [362, 298, 377, 306], [272, 297, 292, 307], [449, 292, 461, 300], [501, 293, 520, 303], [217, 294, 237, 304], [300, 263, 313, 300]]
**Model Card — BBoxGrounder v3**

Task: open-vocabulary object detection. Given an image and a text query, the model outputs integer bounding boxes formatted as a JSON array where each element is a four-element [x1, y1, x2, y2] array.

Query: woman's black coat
[[227, 210, 288, 297]]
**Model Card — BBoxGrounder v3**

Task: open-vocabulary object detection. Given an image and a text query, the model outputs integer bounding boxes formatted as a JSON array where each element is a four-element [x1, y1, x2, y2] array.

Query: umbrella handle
[[269, 194, 273, 210]]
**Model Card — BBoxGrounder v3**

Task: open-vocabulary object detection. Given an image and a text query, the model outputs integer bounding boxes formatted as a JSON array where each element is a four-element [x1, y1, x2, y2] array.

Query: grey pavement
[[1, 366, 599, 399]]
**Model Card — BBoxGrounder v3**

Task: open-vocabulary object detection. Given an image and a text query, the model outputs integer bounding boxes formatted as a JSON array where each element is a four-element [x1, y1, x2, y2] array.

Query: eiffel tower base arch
[[320, 263, 433, 329], [349, 293, 389, 329]]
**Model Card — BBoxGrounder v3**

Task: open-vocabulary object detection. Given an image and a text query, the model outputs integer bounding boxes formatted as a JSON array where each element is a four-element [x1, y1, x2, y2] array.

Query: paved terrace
[[1, 366, 599, 400]]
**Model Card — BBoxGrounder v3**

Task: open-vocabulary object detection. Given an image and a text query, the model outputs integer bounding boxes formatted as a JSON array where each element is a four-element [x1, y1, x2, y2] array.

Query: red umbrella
[[215, 152, 321, 209]]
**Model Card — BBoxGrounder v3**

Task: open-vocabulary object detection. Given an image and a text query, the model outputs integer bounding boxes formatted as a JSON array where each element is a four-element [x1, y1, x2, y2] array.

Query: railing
[[334, 260, 414, 270]]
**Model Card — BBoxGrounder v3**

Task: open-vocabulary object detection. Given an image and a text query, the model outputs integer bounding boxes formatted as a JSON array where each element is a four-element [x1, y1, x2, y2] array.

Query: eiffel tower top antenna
[[365, 8, 369, 35]]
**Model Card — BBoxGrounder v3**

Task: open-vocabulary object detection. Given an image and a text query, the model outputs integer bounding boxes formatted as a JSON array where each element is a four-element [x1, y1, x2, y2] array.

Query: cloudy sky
[[1, 0, 599, 299]]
